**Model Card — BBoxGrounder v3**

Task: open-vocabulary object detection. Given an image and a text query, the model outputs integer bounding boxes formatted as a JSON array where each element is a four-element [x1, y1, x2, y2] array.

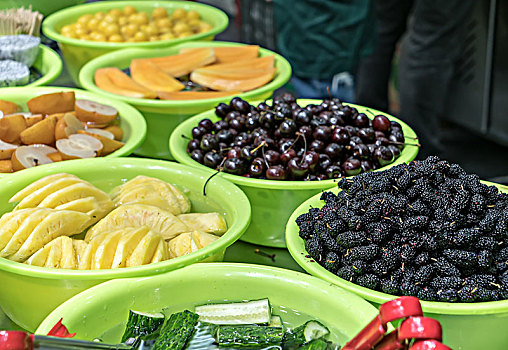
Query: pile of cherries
[[186, 94, 409, 181]]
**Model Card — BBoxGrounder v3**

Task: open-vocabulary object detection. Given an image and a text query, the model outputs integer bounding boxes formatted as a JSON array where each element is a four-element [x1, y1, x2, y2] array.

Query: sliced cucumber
[[152, 310, 199, 350], [283, 320, 330, 348], [303, 321, 329, 342], [195, 298, 271, 325], [120, 310, 164, 343], [269, 315, 283, 328], [217, 325, 283, 347]]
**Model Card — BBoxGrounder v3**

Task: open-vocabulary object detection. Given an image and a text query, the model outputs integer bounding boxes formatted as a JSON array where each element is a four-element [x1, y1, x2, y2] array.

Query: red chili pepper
[[379, 296, 423, 326], [342, 315, 387, 350], [372, 330, 406, 350], [410, 339, 452, 350], [0, 330, 32, 350], [398, 317, 442, 342], [46, 318, 76, 338]]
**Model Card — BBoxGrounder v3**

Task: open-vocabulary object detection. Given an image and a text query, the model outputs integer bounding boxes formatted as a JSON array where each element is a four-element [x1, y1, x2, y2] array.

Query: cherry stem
[[202, 157, 226, 196], [365, 109, 376, 117], [389, 140, 421, 147], [261, 144, 269, 169], [181, 134, 191, 140], [286, 132, 301, 152], [251, 141, 267, 154], [254, 248, 276, 262], [326, 86, 332, 100], [296, 131, 307, 166]]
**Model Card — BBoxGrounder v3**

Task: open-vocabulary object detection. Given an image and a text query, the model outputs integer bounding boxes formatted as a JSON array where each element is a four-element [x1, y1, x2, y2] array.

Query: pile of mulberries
[[296, 156, 508, 302]]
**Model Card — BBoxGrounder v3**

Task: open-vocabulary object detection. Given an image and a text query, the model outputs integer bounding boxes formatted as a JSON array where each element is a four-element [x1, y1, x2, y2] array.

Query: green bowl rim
[[285, 180, 508, 316], [0, 86, 147, 166], [170, 100, 420, 189], [42, 0, 229, 49], [35, 262, 380, 335], [0, 157, 251, 279], [25, 45, 63, 88], [78, 41, 293, 108]]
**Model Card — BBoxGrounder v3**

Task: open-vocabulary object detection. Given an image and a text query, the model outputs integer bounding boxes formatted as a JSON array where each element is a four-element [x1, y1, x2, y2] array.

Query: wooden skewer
[[0, 6, 43, 37]]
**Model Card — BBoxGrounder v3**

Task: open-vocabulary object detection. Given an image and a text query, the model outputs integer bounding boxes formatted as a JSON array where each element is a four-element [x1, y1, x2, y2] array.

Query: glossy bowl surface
[[170, 100, 419, 247], [80, 40, 292, 159], [0, 158, 250, 331], [36, 262, 379, 345], [286, 181, 508, 350], [43, 0, 229, 84], [0, 86, 147, 177]]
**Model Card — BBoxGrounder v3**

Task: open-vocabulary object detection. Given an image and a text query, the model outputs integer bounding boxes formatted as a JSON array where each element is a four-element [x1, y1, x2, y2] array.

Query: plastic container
[[42, 1, 229, 84], [0, 86, 147, 177], [24, 45, 62, 87], [170, 101, 419, 247], [285, 181, 508, 350], [79, 41, 292, 160], [36, 263, 378, 345], [0, 158, 251, 332], [0, 0, 85, 17]]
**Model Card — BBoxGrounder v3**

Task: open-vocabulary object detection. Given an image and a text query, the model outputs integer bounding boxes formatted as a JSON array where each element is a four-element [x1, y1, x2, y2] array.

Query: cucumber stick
[[195, 298, 271, 325], [283, 320, 329, 348], [151, 310, 199, 350], [299, 338, 329, 350], [217, 326, 283, 347], [120, 310, 164, 343], [269, 315, 283, 328]]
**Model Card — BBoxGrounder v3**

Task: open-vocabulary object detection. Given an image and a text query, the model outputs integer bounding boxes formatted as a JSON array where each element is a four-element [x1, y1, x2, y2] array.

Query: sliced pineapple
[[13, 176, 83, 209], [85, 204, 189, 242], [9, 173, 80, 203], [110, 176, 190, 214], [191, 230, 220, 249], [126, 230, 162, 267], [168, 232, 195, 259], [26, 236, 79, 269], [111, 226, 151, 268], [44, 240, 63, 268], [79, 232, 107, 270], [151, 239, 169, 264], [0, 208, 39, 251], [177, 213, 227, 235], [91, 230, 123, 269], [0, 208, 53, 258], [6, 209, 91, 262], [60, 236, 77, 269], [25, 240, 52, 267], [72, 239, 88, 267]]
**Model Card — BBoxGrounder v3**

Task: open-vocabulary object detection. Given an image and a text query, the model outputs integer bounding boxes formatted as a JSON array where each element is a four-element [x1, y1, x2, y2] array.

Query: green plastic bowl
[[0, 157, 250, 331], [0, 86, 146, 176], [170, 101, 419, 248], [43, 1, 228, 85], [79, 41, 292, 160], [286, 181, 508, 350], [24, 45, 63, 87], [0, 0, 85, 17], [36, 263, 378, 345]]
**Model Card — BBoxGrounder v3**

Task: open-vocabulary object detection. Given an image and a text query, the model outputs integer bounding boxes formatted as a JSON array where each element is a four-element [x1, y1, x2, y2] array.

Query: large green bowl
[[0, 158, 250, 332], [24, 45, 63, 87], [286, 181, 508, 350], [43, 0, 229, 85], [0, 0, 85, 17], [170, 101, 419, 248], [79, 41, 292, 160], [36, 263, 379, 345], [0, 86, 146, 176]]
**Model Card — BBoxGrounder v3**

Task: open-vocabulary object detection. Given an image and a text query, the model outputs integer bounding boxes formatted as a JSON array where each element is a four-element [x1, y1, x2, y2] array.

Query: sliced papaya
[[203, 56, 275, 71], [182, 46, 259, 63], [148, 47, 215, 77], [157, 90, 241, 100], [192, 67, 276, 80], [190, 68, 276, 92], [95, 68, 157, 99], [130, 59, 184, 93]]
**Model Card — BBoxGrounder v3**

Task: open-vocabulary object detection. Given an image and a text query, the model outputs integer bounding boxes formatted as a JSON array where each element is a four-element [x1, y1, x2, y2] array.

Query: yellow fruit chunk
[[177, 212, 227, 235], [111, 226, 151, 268], [126, 230, 163, 267]]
